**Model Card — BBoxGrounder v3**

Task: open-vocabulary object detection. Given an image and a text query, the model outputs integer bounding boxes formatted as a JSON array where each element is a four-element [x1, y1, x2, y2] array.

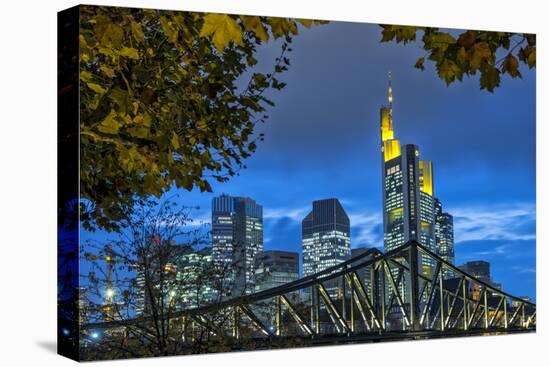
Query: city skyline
[[80, 22, 535, 301]]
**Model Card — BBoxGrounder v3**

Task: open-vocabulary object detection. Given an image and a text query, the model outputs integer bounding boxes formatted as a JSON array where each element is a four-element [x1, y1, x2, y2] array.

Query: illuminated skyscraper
[[302, 198, 351, 279], [212, 194, 263, 297], [379, 73, 437, 278], [255, 250, 300, 293], [434, 198, 455, 278]]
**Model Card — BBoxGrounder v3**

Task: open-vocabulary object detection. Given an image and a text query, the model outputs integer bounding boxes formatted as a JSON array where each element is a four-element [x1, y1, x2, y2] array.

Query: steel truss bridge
[[84, 241, 536, 349]]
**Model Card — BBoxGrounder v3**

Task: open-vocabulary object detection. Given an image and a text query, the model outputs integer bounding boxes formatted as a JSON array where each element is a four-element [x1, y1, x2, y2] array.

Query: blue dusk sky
[[82, 21, 536, 300]]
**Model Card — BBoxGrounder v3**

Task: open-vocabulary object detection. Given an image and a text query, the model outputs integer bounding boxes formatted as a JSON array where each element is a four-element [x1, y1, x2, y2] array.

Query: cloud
[[449, 202, 535, 244], [348, 211, 383, 248], [264, 206, 311, 222], [471, 243, 513, 257], [511, 265, 536, 274]]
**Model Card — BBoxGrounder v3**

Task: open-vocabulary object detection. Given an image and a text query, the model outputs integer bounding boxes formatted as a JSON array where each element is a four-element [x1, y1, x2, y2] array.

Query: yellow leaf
[[119, 47, 139, 60], [97, 110, 120, 135], [160, 16, 178, 44], [241, 16, 269, 42], [87, 82, 107, 95], [80, 71, 93, 83], [298, 19, 312, 28], [131, 20, 145, 43], [100, 65, 116, 78], [200, 14, 243, 52], [170, 132, 180, 149]]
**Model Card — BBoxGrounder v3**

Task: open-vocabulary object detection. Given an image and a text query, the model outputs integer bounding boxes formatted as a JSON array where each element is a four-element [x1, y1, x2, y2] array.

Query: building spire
[[388, 71, 393, 111]]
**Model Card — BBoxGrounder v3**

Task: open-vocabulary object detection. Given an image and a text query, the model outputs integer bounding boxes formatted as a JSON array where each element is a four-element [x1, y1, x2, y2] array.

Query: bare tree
[[79, 197, 242, 359]]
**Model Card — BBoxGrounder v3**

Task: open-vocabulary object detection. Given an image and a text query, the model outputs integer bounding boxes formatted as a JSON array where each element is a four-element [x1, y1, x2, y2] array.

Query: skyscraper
[[255, 250, 300, 293], [434, 198, 455, 278], [459, 260, 491, 284], [302, 198, 351, 297], [379, 74, 437, 277], [211, 194, 263, 297]]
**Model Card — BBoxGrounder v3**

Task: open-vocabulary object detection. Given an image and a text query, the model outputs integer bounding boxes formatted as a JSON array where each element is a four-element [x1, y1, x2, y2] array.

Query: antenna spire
[[388, 71, 393, 110]]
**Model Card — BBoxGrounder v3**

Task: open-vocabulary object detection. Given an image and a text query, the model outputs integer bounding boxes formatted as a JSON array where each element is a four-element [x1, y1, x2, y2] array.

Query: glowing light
[[380, 108, 394, 142], [388, 207, 404, 223], [384, 139, 401, 162], [91, 332, 99, 339], [419, 160, 433, 196], [106, 288, 115, 298], [105, 256, 111, 261]]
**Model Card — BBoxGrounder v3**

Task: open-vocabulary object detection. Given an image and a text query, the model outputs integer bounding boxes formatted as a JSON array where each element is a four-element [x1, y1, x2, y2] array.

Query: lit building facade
[[211, 194, 263, 297], [302, 198, 351, 277], [255, 250, 300, 293], [136, 246, 214, 314], [434, 198, 455, 278], [379, 75, 438, 278], [302, 198, 351, 298], [459, 260, 491, 284]]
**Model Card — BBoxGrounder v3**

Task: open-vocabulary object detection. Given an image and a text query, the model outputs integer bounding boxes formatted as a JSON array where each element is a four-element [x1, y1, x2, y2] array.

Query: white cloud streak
[[449, 202, 536, 243]]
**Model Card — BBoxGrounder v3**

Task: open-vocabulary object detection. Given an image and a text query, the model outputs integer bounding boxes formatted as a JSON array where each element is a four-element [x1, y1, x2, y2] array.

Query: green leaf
[[200, 14, 243, 52]]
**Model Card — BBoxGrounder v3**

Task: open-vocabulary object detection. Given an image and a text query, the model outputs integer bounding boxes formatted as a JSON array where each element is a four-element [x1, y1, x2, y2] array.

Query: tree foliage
[[76, 5, 535, 232], [380, 25, 536, 92], [78, 6, 325, 231]]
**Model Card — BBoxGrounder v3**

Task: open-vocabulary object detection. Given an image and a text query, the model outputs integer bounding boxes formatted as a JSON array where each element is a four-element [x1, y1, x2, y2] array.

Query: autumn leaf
[[501, 53, 521, 78], [241, 16, 269, 42], [119, 47, 139, 60], [97, 110, 121, 135], [437, 59, 460, 85], [130, 20, 145, 43], [480, 64, 501, 92], [467, 42, 492, 72], [160, 16, 178, 44], [414, 57, 425, 71], [87, 82, 107, 95], [200, 14, 243, 52]]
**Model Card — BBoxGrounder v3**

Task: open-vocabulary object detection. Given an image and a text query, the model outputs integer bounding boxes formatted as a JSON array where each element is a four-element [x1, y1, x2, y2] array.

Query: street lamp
[[106, 288, 115, 299]]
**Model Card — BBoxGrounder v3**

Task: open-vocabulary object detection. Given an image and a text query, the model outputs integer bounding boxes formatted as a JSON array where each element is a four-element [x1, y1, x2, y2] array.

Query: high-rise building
[[302, 199, 351, 298], [434, 198, 455, 278], [255, 250, 300, 293], [379, 74, 438, 278], [302, 198, 351, 277], [136, 244, 213, 315], [211, 194, 263, 297], [459, 260, 491, 284]]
